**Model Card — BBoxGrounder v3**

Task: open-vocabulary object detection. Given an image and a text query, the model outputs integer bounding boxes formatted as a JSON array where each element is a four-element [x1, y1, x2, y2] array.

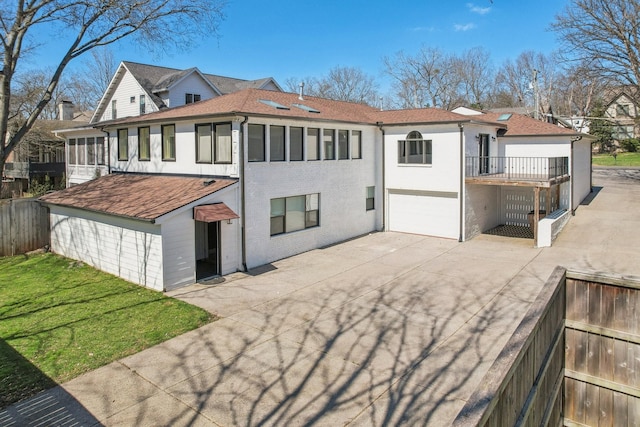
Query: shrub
[[620, 138, 640, 152]]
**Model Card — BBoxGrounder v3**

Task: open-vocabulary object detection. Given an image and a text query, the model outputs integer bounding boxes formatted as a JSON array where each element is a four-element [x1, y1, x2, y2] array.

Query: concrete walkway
[[2, 168, 640, 426]]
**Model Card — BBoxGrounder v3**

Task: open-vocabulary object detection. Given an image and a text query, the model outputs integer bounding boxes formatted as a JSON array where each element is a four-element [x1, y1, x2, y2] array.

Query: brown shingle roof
[[373, 108, 483, 125], [106, 89, 502, 128], [481, 112, 582, 137], [108, 89, 382, 125], [40, 174, 237, 221]]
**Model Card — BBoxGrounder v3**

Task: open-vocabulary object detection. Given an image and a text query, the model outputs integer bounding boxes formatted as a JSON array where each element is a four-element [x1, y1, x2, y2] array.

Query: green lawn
[[592, 152, 640, 166], [0, 253, 214, 409]]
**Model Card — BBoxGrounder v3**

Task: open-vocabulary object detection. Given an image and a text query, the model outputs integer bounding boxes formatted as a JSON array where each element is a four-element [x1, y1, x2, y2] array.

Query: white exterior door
[[388, 192, 459, 239]]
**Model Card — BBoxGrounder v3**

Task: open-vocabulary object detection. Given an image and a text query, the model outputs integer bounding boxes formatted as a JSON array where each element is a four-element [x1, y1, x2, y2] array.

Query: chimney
[[59, 100, 74, 121], [298, 82, 304, 100]]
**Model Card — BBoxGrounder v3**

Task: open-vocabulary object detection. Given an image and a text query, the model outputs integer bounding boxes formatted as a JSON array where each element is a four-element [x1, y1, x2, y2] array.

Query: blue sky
[[34, 0, 570, 94]]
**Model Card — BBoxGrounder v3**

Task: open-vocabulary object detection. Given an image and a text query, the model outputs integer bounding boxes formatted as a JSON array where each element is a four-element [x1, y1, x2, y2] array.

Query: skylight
[[259, 99, 290, 110], [497, 113, 512, 121], [292, 103, 320, 113]]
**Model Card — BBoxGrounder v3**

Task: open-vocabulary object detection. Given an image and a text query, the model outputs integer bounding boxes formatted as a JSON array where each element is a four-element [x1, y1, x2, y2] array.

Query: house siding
[[242, 119, 381, 268], [166, 73, 219, 108], [99, 70, 155, 122], [503, 136, 580, 209], [160, 213, 196, 290], [465, 185, 499, 239], [49, 205, 164, 290], [109, 119, 240, 178], [159, 185, 241, 290], [572, 139, 592, 210], [384, 124, 464, 239]]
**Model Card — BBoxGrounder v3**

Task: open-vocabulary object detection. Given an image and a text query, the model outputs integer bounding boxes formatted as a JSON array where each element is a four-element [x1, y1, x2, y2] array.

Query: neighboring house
[[604, 87, 639, 141], [41, 89, 593, 292], [57, 61, 282, 186], [3, 102, 88, 193]]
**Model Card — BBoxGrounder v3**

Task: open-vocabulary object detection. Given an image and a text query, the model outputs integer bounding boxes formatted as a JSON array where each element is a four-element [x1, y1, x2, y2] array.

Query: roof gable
[[153, 67, 221, 96], [91, 61, 283, 123]]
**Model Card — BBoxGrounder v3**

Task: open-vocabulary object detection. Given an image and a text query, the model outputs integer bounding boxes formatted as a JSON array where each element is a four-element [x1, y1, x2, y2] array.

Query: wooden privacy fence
[[0, 181, 23, 199], [0, 198, 50, 256], [453, 266, 567, 427], [453, 268, 640, 426], [564, 271, 640, 425]]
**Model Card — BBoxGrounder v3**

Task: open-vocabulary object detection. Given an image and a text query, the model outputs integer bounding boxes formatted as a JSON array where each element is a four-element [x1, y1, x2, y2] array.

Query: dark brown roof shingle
[[481, 112, 582, 137], [40, 174, 237, 221], [107, 89, 503, 128]]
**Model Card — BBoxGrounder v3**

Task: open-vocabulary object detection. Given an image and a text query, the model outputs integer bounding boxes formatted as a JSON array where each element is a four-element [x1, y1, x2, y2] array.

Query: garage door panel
[[388, 193, 459, 238]]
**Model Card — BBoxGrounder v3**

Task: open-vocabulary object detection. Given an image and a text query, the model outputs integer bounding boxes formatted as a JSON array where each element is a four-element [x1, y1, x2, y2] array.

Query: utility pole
[[532, 69, 540, 120]]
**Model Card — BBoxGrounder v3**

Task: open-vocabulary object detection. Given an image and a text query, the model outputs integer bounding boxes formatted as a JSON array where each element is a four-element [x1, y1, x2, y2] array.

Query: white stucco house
[[41, 88, 593, 292]]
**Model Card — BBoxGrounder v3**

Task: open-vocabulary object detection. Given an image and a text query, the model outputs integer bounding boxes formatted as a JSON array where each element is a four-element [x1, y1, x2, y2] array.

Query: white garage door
[[388, 191, 459, 239]]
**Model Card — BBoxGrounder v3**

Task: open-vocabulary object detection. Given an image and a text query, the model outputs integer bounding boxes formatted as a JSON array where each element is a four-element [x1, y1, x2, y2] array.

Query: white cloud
[[410, 26, 436, 32], [467, 3, 491, 15], [454, 23, 477, 31]]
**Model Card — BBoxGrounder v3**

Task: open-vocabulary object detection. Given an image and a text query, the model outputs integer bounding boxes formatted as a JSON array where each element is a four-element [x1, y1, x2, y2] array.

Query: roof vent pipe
[[298, 82, 304, 100]]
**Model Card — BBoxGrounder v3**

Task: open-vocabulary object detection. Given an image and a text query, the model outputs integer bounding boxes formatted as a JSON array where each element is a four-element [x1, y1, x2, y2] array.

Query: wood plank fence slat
[[0, 198, 49, 256]]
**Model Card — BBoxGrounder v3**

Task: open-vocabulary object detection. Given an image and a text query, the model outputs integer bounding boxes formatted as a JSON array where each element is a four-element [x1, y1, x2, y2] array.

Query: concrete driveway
[[3, 168, 640, 426]]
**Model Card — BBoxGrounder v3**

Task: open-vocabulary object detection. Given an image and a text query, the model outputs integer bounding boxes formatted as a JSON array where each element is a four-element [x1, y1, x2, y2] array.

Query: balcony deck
[[465, 156, 570, 187]]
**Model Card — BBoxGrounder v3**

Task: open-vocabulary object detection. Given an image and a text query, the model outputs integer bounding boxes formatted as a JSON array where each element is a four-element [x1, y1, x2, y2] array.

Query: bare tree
[[286, 66, 380, 106], [383, 47, 453, 109], [552, 0, 640, 92], [494, 51, 559, 117], [553, 61, 608, 117], [68, 48, 118, 112], [0, 0, 226, 186], [454, 47, 494, 109], [11, 68, 68, 120], [384, 47, 497, 110]]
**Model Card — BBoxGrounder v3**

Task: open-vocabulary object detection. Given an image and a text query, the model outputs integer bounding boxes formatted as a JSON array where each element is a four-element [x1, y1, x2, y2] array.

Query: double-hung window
[[185, 93, 201, 104], [307, 128, 319, 160], [162, 124, 176, 161], [248, 124, 265, 162], [323, 129, 335, 160], [270, 193, 320, 236], [270, 125, 285, 161], [215, 123, 232, 163], [118, 129, 128, 161], [290, 127, 303, 161], [87, 137, 95, 165], [351, 130, 362, 159], [338, 130, 349, 159], [196, 124, 213, 163], [398, 131, 432, 164], [616, 104, 630, 117], [366, 186, 375, 211], [77, 138, 86, 165], [96, 137, 105, 165], [68, 138, 77, 164], [139, 94, 146, 114], [138, 127, 151, 161]]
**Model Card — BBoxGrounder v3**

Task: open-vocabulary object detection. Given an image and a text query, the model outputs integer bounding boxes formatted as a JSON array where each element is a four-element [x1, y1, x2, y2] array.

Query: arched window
[[398, 131, 432, 164]]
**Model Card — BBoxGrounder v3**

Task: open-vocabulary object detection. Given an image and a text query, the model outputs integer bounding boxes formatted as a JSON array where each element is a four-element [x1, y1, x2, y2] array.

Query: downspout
[[377, 122, 385, 231], [570, 139, 575, 215], [238, 115, 249, 271], [458, 123, 464, 242]]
